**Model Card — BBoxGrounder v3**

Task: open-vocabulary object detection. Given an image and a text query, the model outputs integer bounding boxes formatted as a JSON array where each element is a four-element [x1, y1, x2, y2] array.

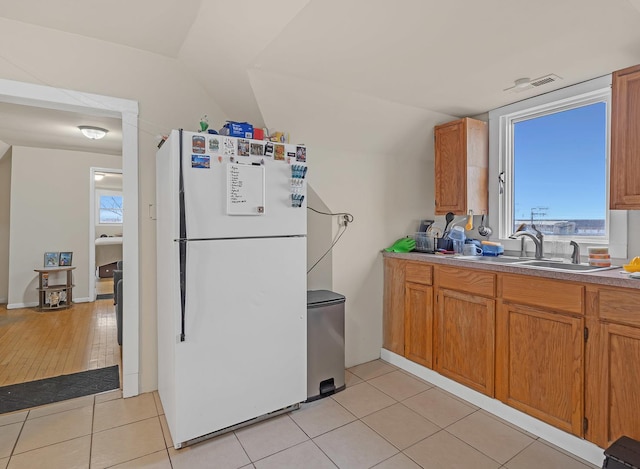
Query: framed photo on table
[[59, 252, 73, 266], [44, 252, 59, 267]]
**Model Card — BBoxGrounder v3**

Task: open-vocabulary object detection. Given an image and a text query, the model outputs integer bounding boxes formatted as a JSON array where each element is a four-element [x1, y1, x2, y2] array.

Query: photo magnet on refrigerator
[[209, 137, 220, 152], [250, 143, 264, 156], [274, 145, 285, 161], [191, 154, 210, 169], [192, 135, 206, 154], [238, 139, 250, 156], [264, 142, 274, 157], [223, 137, 236, 156], [296, 146, 306, 162]]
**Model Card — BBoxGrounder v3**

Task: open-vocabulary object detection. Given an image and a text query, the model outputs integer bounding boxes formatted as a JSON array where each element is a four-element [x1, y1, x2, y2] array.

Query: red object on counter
[[253, 128, 264, 140]]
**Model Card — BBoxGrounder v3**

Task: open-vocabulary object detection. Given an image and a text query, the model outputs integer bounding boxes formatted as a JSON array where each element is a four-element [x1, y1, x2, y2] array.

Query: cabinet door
[[434, 118, 488, 215], [496, 302, 583, 436], [405, 282, 433, 368], [594, 322, 640, 447], [434, 119, 466, 214], [383, 258, 405, 355], [436, 288, 495, 396], [611, 64, 640, 209]]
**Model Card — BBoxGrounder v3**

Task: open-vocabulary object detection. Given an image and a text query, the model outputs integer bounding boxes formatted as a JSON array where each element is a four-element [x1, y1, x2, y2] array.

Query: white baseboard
[[380, 349, 605, 467], [7, 301, 38, 309], [6, 297, 91, 309]]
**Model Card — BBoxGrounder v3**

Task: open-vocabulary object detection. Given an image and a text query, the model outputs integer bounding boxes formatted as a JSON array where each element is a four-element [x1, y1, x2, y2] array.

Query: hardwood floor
[[96, 277, 114, 296], [0, 299, 120, 387]]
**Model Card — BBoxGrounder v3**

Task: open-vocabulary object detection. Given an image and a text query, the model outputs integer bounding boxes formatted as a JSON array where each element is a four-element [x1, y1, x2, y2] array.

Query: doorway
[[0, 78, 140, 397], [89, 168, 123, 302]]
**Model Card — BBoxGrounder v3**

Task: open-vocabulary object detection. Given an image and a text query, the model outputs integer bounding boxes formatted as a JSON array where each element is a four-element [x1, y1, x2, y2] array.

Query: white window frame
[[96, 189, 124, 226], [488, 75, 627, 259]]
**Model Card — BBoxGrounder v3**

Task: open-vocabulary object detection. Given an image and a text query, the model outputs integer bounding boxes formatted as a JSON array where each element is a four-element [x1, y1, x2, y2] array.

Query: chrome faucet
[[509, 224, 545, 259], [570, 241, 581, 264]]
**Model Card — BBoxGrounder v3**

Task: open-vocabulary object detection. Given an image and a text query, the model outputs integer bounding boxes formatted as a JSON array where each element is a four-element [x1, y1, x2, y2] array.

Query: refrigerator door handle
[[178, 129, 187, 341]]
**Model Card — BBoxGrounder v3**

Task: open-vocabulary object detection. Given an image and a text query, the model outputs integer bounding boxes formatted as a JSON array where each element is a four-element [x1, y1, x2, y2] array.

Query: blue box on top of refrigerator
[[156, 130, 308, 448]]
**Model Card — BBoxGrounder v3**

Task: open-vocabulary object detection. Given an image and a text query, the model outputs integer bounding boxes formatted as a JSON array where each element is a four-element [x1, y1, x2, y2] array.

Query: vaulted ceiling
[[1, 0, 640, 152]]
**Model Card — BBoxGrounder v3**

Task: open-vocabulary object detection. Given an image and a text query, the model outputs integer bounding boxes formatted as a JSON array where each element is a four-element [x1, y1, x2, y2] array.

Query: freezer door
[[171, 236, 307, 444], [180, 131, 306, 239]]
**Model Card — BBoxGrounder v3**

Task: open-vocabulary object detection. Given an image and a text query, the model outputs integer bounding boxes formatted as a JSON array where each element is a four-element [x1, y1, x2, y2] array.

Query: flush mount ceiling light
[[78, 125, 108, 140]]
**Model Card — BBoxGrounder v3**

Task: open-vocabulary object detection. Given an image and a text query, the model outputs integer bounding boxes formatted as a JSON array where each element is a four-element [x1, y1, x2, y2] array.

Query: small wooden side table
[[34, 266, 75, 311]]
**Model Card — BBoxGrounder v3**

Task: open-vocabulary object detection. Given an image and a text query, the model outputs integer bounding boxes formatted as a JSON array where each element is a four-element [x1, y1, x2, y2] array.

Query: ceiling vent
[[504, 74, 562, 93]]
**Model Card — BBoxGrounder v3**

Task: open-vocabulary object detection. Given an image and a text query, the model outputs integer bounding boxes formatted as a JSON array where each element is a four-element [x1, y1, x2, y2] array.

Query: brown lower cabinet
[[436, 288, 495, 396], [405, 282, 433, 368], [586, 287, 640, 448], [383, 257, 640, 447], [495, 301, 584, 435], [383, 258, 405, 355], [596, 323, 640, 446]]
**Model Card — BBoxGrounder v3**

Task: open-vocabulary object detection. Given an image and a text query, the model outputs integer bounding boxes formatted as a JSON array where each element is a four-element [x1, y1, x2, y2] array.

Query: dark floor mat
[[96, 293, 114, 300], [0, 365, 119, 414]]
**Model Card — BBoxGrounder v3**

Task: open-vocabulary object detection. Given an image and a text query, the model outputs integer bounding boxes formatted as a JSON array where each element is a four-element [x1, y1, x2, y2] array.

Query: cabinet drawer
[[437, 265, 495, 297], [501, 275, 584, 315], [599, 288, 640, 327], [405, 262, 433, 285]]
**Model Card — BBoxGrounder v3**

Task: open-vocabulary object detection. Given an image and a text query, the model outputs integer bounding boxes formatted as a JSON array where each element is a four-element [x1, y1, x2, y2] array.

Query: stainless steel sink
[[467, 256, 618, 272], [450, 255, 618, 272], [476, 256, 529, 264], [518, 260, 618, 272]]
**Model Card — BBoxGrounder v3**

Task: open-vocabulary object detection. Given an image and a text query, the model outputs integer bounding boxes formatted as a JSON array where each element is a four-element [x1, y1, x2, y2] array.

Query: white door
[[172, 236, 307, 444]]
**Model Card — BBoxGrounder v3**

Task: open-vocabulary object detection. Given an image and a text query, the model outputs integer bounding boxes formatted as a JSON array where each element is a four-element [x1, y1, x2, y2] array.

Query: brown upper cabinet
[[611, 64, 640, 209], [434, 117, 488, 215]]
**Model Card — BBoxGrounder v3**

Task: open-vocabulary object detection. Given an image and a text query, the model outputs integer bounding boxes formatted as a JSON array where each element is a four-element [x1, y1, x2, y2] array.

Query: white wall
[[0, 147, 11, 303], [7, 146, 121, 307], [306, 185, 333, 290], [250, 70, 456, 366], [0, 12, 454, 380], [0, 17, 227, 392]]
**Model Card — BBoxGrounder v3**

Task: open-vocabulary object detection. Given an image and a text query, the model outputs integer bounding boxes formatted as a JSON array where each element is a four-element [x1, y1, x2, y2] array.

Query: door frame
[[89, 167, 123, 301], [0, 78, 140, 397]]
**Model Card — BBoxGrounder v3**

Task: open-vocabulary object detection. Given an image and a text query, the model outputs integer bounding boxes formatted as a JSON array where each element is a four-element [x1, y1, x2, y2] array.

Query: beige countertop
[[383, 251, 640, 290]]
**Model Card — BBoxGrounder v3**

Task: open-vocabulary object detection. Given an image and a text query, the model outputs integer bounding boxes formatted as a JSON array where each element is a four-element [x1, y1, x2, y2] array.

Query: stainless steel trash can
[[307, 290, 346, 402]]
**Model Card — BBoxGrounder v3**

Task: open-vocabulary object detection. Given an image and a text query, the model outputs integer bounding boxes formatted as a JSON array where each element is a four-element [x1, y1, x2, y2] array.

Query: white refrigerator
[[156, 129, 308, 448]]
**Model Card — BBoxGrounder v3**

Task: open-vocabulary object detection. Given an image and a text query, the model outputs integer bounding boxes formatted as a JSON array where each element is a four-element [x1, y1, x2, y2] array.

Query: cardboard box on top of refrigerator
[[221, 121, 253, 138]]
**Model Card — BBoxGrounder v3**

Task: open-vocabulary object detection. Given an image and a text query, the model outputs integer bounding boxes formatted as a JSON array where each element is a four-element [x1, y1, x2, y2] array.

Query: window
[[98, 192, 123, 224], [489, 75, 627, 258], [513, 102, 606, 237]]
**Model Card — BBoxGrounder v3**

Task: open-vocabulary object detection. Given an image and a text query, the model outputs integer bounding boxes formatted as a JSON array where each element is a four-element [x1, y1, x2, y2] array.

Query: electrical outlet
[[339, 214, 350, 226]]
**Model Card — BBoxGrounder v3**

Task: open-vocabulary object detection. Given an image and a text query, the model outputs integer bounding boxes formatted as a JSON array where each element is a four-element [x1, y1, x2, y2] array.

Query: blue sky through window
[[513, 102, 606, 222]]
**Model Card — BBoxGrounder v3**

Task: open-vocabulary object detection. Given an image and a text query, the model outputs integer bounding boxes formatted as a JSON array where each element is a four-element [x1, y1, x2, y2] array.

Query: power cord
[[307, 207, 354, 274]]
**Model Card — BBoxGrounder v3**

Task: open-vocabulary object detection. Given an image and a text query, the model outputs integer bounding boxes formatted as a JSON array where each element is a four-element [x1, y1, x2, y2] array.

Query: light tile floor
[[0, 360, 602, 468]]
